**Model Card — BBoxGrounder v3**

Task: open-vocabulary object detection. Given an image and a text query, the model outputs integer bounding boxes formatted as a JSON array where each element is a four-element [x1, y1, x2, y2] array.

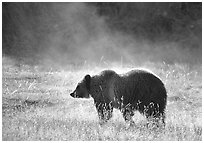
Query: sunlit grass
[[2, 59, 202, 141]]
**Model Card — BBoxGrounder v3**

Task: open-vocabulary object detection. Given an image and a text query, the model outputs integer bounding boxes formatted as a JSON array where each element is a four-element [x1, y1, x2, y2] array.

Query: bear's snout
[[70, 90, 76, 98]]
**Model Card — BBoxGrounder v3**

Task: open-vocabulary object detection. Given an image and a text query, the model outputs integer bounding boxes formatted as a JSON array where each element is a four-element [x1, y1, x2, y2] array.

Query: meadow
[[2, 57, 202, 141]]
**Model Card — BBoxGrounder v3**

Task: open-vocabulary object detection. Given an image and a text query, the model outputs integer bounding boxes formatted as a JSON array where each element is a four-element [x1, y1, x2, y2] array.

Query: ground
[[2, 58, 202, 141]]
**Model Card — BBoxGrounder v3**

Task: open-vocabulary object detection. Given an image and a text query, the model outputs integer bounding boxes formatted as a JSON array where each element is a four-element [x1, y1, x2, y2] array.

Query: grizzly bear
[[70, 69, 167, 126]]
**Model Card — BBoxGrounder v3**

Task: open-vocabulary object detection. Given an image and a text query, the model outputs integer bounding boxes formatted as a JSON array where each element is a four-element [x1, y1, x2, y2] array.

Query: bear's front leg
[[95, 102, 113, 125], [121, 107, 135, 126]]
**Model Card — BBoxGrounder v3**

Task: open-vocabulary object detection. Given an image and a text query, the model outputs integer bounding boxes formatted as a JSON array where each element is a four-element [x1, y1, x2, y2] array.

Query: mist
[[2, 2, 202, 67]]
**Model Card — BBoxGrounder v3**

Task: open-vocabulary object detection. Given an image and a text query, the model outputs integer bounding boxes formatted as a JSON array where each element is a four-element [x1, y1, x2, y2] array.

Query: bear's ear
[[85, 74, 91, 92]]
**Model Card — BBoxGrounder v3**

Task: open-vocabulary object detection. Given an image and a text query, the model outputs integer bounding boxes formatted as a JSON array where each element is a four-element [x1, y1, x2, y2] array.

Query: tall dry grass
[[2, 58, 202, 141]]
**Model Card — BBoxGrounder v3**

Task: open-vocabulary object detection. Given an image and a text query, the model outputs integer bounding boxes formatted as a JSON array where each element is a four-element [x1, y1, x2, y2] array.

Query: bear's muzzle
[[70, 90, 77, 98]]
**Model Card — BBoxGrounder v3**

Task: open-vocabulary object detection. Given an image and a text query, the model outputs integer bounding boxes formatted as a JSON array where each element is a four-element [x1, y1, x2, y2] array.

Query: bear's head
[[70, 74, 91, 98]]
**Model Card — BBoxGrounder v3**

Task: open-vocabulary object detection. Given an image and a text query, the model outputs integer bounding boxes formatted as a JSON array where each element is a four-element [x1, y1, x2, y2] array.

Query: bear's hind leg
[[159, 112, 166, 127], [144, 103, 165, 128]]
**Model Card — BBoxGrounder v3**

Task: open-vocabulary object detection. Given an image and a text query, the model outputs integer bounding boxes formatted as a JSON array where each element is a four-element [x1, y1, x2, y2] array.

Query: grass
[[2, 58, 202, 141]]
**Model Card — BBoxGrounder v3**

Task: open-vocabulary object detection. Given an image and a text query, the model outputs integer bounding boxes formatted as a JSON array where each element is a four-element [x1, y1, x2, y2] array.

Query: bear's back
[[93, 70, 118, 83], [114, 69, 166, 106], [121, 69, 163, 86], [100, 70, 117, 78]]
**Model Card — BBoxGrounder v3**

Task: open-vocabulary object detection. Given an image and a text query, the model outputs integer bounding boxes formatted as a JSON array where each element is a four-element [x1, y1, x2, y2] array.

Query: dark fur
[[70, 69, 167, 125]]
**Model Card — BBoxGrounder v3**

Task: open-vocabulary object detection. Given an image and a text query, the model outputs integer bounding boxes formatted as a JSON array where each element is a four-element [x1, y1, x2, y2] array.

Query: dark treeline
[[2, 2, 202, 65], [3, 3, 61, 63], [93, 3, 201, 44]]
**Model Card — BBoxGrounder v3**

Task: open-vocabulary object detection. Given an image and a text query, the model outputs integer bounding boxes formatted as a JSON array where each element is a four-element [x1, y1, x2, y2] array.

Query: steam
[[2, 3, 202, 67], [43, 3, 125, 65], [40, 3, 202, 66]]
